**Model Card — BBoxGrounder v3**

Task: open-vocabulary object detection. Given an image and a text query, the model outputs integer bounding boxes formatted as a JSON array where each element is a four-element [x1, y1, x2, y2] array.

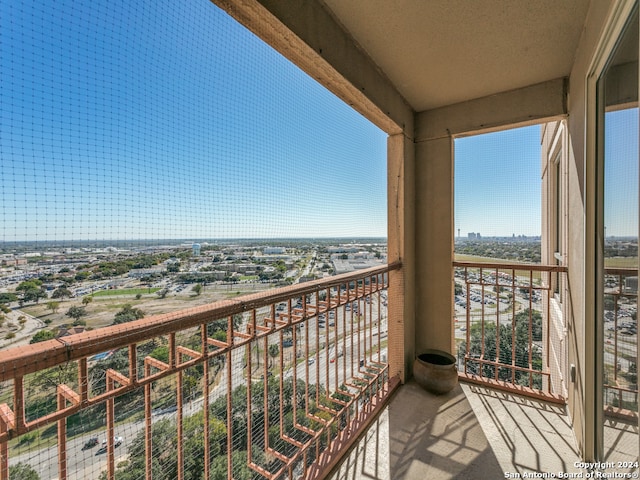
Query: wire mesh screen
[[2, 0, 386, 242], [1, 1, 390, 479]]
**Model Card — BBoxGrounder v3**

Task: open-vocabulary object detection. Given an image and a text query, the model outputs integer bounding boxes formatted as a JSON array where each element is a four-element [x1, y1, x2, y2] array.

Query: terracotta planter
[[413, 349, 458, 395]]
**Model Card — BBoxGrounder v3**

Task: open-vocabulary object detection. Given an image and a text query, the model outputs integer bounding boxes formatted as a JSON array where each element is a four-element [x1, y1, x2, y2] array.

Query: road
[[0, 309, 43, 349], [8, 298, 387, 479]]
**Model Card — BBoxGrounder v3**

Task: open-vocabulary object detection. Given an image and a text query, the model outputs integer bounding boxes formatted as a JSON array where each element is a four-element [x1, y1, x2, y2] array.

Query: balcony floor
[[331, 381, 581, 480]]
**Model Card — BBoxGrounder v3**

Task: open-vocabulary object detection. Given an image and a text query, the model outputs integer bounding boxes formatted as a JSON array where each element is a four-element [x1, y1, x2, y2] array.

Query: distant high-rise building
[[192, 243, 201, 256]]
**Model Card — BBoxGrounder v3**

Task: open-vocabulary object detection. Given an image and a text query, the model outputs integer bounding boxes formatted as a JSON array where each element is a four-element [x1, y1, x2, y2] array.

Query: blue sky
[[1, 0, 387, 241], [455, 125, 543, 237], [604, 108, 638, 237], [2, 1, 637, 243], [455, 108, 638, 238]]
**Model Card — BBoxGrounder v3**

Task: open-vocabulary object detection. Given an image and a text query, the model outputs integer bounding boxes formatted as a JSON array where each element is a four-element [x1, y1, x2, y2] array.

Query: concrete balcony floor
[[331, 381, 582, 480]]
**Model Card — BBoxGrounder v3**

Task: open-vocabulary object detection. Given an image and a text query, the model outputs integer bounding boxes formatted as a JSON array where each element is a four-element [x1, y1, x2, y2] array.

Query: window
[[595, 4, 638, 463], [547, 122, 566, 302]]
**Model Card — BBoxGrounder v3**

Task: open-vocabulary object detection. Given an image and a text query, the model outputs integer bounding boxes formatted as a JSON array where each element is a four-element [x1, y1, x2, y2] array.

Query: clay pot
[[413, 349, 458, 395]]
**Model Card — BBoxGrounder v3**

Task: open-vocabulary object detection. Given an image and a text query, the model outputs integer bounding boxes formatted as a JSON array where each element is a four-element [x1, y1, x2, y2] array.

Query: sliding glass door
[[596, 5, 639, 464]]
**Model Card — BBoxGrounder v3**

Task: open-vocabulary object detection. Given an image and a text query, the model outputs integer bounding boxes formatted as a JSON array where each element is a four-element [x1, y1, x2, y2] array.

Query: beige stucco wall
[[413, 79, 567, 357], [414, 135, 455, 354], [562, 0, 629, 459]]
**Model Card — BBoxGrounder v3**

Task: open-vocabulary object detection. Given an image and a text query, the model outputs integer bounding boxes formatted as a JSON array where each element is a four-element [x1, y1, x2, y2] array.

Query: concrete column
[[414, 132, 454, 355], [387, 133, 415, 383]]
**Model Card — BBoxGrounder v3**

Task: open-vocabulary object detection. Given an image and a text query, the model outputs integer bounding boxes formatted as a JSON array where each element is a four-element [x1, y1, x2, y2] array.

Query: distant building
[[264, 247, 286, 254], [57, 326, 86, 338], [129, 267, 166, 278], [192, 243, 201, 256], [331, 253, 386, 275], [625, 276, 638, 293], [328, 246, 360, 253]]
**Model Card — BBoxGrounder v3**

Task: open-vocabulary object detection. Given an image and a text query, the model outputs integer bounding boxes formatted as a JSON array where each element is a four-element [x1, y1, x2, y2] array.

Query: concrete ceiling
[[320, 0, 591, 112]]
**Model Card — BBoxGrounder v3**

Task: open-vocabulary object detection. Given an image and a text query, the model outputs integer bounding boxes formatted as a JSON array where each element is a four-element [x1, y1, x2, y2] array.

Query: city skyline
[[455, 125, 543, 238]]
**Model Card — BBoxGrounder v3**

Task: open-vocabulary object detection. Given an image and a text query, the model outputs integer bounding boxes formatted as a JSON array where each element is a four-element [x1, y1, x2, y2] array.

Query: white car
[[102, 436, 124, 448]]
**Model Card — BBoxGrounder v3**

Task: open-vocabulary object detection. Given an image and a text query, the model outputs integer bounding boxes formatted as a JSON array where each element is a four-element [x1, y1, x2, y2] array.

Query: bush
[[30, 330, 55, 344], [9, 462, 39, 480]]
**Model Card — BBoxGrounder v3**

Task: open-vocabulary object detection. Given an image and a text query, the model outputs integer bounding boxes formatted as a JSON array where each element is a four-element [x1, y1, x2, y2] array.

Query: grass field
[[456, 253, 638, 269], [454, 254, 517, 264], [604, 257, 638, 268], [91, 287, 161, 297]]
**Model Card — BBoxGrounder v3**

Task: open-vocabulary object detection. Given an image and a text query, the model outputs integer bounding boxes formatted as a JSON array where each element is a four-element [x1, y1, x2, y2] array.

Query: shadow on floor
[[331, 381, 581, 480]]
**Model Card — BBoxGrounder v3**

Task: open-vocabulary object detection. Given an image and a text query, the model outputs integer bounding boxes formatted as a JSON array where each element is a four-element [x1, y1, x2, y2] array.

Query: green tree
[[30, 329, 55, 344], [113, 304, 145, 325], [515, 309, 542, 342], [81, 296, 93, 306], [604, 294, 616, 311], [21, 287, 47, 305], [9, 462, 40, 480], [0, 292, 18, 304], [210, 450, 256, 480], [16, 280, 43, 292], [75, 271, 90, 281], [268, 344, 279, 366], [167, 262, 180, 273], [466, 310, 543, 389], [206, 314, 243, 337], [66, 306, 87, 323], [29, 363, 77, 392], [191, 283, 203, 296], [103, 414, 227, 480], [46, 301, 60, 314], [52, 287, 73, 299], [150, 345, 169, 364]]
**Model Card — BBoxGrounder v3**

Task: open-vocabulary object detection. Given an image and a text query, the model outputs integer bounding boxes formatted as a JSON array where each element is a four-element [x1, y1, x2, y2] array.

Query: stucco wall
[[562, 0, 627, 458]]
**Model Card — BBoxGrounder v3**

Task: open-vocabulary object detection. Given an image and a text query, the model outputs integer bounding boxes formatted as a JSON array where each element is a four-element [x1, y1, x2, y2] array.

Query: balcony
[[0, 261, 636, 480], [330, 261, 580, 480], [0, 264, 399, 480], [331, 262, 637, 480]]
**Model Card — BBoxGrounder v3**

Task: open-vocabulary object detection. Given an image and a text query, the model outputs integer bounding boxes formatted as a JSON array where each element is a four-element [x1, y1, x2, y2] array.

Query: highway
[[8, 298, 387, 479]]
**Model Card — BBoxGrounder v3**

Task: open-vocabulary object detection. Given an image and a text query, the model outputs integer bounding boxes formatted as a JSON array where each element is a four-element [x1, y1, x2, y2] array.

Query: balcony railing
[[603, 267, 638, 418], [0, 263, 399, 480], [453, 261, 567, 403]]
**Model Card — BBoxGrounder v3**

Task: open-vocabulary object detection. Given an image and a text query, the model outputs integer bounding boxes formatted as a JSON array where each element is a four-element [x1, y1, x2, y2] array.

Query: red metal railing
[[603, 267, 638, 418], [453, 261, 567, 403], [0, 263, 400, 480]]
